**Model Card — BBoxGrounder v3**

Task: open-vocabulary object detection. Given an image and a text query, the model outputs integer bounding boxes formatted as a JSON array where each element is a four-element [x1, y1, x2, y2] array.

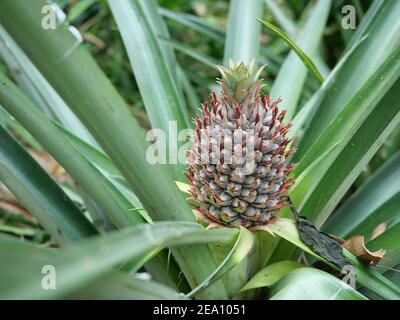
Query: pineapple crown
[[217, 59, 266, 104]]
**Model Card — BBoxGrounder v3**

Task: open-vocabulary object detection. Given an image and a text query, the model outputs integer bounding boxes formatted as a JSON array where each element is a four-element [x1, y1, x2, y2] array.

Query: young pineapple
[[186, 60, 295, 228]]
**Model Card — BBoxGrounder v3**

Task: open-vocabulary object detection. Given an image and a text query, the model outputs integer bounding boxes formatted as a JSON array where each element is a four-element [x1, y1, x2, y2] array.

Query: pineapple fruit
[[186, 60, 295, 228]]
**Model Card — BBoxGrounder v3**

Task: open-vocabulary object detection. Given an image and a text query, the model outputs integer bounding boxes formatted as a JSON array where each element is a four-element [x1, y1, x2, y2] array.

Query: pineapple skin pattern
[[186, 61, 295, 228]]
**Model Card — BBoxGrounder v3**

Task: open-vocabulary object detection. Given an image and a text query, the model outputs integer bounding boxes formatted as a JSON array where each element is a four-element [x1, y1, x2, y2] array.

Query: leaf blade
[[269, 268, 367, 300], [0, 125, 97, 243], [240, 260, 304, 291], [224, 0, 263, 65], [0, 222, 236, 299]]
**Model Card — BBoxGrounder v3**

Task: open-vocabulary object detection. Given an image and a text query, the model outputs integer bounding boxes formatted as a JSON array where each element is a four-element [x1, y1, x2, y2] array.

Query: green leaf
[[68, 0, 96, 22], [66, 272, 187, 300], [383, 125, 400, 159], [159, 36, 219, 69], [367, 222, 400, 270], [159, 8, 225, 43], [177, 66, 201, 114], [257, 218, 324, 261], [139, 0, 180, 81], [0, 25, 96, 147], [0, 72, 143, 227], [259, 218, 400, 299], [0, 0, 227, 297], [56, 122, 155, 225], [265, 0, 331, 80], [0, 108, 42, 150], [3, 0, 189, 223], [108, 0, 189, 179], [224, 0, 263, 65], [54, 122, 153, 224], [0, 125, 97, 243], [258, 142, 341, 269], [291, 35, 368, 139], [296, 0, 400, 158], [55, 122, 120, 176], [0, 224, 35, 237], [264, 0, 297, 37], [263, 0, 330, 120], [271, 49, 400, 265], [176, 181, 191, 194], [0, 84, 179, 287], [343, 251, 400, 300], [293, 45, 400, 226], [324, 151, 400, 238], [288, 142, 341, 208], [240, 260, 304, 291], [160, 7, 281, 73], [269, 268, 367, 300], [0, 222, 236, 299], [344, 0, 386, 53], [258, 16, 325, 84], [187, 226, 254, 299], [381, 264, 400, 288]]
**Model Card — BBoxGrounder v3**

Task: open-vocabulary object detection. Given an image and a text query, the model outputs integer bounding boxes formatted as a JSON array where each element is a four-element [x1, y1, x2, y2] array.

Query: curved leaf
[[0, 0, 227, 297], [296, 0, 400, 158], [0, 125, 96, 243], [67, 272, 187, 300], [0, 72, 143, 227], [241, 260, 304, 291], [0, 222, 236, 299], [108, 0, 189, 179], [0, 25, 96, 147], [259, 0, 330, 119], [224, 0, 263, 65], [258, 15, 325, 84], [368, 222, 400, 269], [160, 37, 219, 69], [187, 227, 254, 299], [291, 35, 368, 139], [269, 268, 367, 300], [258, 218, 400, 299], [324, 151, 400, 238], [159, 7, 281, 73], [293, 45, 400, 226], [159, 8, 225, 42], [264, 0, 297, 37], [108, 0, 189, 132]]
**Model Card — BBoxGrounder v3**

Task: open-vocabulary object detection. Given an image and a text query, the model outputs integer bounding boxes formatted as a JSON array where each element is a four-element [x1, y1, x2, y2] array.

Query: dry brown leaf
[[371, 221, 389, 241], [342, 235, 386, 265], [0, 184, 16, 202], [0, 199, 36, 223], [0, 200, 27, 215], [83, 33, 106, 50], [0, 184, 36, 222], [28, 150, 66, 176]]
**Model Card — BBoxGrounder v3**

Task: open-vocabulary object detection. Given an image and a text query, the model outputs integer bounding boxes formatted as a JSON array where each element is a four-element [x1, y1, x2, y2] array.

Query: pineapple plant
[[187, 61, 295, 228], [0, 0, 399, 302]]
